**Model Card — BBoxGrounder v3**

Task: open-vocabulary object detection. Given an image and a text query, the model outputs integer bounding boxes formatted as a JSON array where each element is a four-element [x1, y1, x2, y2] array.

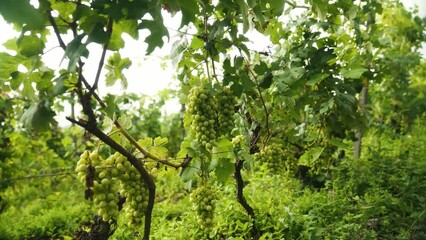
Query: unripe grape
[[190, 185, 217, 236]]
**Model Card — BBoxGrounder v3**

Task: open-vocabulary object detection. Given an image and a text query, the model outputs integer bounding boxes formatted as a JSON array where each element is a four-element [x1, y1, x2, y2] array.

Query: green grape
[[75, 150, 90, 183], [190, 185, 217, 236], [254, 143, 296, 174], [118, 157, 149, 226], [216, 87, 236, 137], [77, 150, 151, 225], [187, 86, 218, 150]]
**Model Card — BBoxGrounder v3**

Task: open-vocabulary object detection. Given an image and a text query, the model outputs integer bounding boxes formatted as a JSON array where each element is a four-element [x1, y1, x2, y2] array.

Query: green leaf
[[138, 138, 153, 149], [180, 159, 200, 182], [103, 94, 117, 118], [138, 19, 169, 54], [0, 53, 28, 81], [306, 73, 329, 86], [105, 53, 132, 89], [102, 116, 114, 133], [80, 14, 108, 44], [330, 137, 349, 148], [340, 67, 367, 79], [215, 158, 234, 183], [154, 137, 168, 146], [299, 147, 324, 166], [178, 0, 199, 27], [9, 71, 22, 90], [320, 98, 334, 114], [118, 115, 132, 129], [0, 0, 45, 30], [308, 0, 328, 20], [64, 35, 89, 71], [267, 0, 285, 16], [150, 146, 168, 159], [3, 38, 18, 51], [213, 137, 233, 160], [20, 99, 55, 132], [259, 70, 273, 89], [53, 73, 69, 96], [235, 0, 250, 32]]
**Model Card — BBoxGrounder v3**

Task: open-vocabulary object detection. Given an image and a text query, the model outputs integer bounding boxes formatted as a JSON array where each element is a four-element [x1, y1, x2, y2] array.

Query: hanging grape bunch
[[76, 150, 149, 225], [88, 152, 120, 222], [190, 185, 217, 237], [254, 143, 296, 174], [231, 134, 247, 155], [216, 87, 237, 137], [186, 86, 218, 150], [116, 153, 149, 226]]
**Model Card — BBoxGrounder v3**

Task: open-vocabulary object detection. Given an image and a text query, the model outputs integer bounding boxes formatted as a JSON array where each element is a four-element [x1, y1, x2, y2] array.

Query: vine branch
[[90, 18, 113, 96], [244, 60, 271, 141], [285, 0, 310, 9], [235, 158, 260, 239]]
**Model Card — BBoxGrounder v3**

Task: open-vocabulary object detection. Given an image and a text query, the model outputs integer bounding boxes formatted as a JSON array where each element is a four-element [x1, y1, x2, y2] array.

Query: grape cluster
[[117, 155, 149, 226], [76, 151, 149, 225], [232, 135, 245, 149], [76, 150, 90, 182], [93, 166, 119, 222], [254, 143, 296, 174], [190, 185, 217, 234], [186, 86, 218, 150], [216, 87, 236, 137]]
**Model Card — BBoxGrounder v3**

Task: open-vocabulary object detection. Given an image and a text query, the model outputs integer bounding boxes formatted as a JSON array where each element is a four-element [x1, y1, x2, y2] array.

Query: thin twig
[[90, 18, 113, 96], [285, 0, 310, 9], [244, 59, 271, 140], [47, 11, 66, 50]]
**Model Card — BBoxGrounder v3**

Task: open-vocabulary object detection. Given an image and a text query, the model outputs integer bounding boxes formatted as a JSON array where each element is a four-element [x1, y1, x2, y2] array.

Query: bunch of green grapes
[[115, 153, 149, 226], [76, 150, 150, 225], [120, 174, 149, 225], [232, 135, 246, 149], [186, 86, 218, 150], [254, 143, 287, 174], [76, 150, 90, 183], [76, 150, 102, 183], [190, 185, 217, 234], [92, 153, 122, 222], [216, 87, 236, 137]]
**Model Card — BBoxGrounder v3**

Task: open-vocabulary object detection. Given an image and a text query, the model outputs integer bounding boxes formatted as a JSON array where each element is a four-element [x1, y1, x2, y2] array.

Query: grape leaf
[[138, 138, 153, 149], [154, 137, 168, 146], [64, 35, 89, 71], [214, 158, 234, 183], [180, 159, 200, 182], [118, 115, 132, 130], [299, 147, 324, 166], [20, 99, 55, 132], [340, 66, 367, 79], [138, 19, 169, 54], [0, 0, 45, 30]]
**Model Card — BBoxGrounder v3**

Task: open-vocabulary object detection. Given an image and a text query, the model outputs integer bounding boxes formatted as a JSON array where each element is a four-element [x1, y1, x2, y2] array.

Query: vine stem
[[244, 59, 271, 142], [234, 158, 261, 239], [90, 18, 113, 96]]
